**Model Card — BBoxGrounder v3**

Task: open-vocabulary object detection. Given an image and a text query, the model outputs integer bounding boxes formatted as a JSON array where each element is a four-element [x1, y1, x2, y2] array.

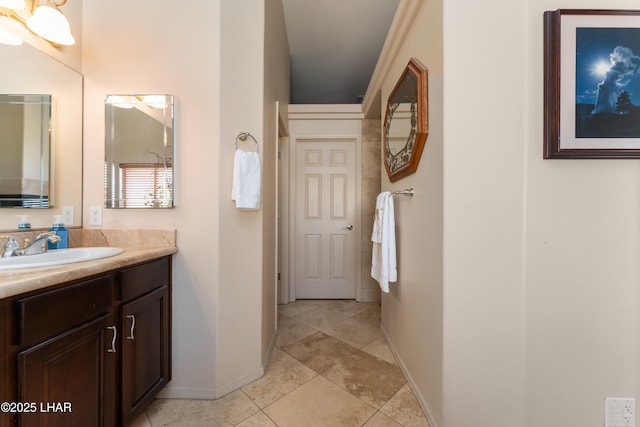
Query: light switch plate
[[62, 206, 74, 225]]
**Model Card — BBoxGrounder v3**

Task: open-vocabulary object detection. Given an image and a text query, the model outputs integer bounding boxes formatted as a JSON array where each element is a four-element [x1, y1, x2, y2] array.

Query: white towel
[[371, 192, 397, 292], [231, 150, 261, 210]]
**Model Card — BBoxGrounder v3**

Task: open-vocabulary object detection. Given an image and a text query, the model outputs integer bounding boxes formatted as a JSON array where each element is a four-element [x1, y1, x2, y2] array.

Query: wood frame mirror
[[383, 57, 428, 182]]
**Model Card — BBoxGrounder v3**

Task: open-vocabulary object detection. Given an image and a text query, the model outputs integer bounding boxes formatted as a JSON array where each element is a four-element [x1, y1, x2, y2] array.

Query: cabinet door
[[121, 286, 170, 425], [17, 313, 117, 427]]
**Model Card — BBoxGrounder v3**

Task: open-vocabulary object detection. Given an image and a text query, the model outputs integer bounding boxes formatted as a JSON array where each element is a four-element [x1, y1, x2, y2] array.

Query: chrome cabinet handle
[[106, 326, 117, 353], [342, 225, 353, 231], [126, 315, 136, 340]]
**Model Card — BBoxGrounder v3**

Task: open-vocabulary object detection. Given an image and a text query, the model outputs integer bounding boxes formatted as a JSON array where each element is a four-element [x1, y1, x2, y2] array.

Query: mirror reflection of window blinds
[[120, 164, 173, 208]]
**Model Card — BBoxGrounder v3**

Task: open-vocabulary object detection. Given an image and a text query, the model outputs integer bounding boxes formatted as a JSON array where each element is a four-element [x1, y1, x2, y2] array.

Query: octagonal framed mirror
[[383, 57, 428, 182]]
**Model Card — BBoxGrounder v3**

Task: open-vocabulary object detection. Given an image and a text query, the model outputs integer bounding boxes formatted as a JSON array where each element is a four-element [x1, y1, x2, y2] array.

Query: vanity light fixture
[[0, 0, 74, 46]]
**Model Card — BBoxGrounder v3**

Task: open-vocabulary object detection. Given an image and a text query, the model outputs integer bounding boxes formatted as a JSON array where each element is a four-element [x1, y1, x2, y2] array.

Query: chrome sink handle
[[0, 235, 20, 258]]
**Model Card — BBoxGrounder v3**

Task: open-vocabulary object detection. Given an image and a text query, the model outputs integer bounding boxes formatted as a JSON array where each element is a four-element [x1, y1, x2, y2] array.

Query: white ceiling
[[281, 0, 399, 105]]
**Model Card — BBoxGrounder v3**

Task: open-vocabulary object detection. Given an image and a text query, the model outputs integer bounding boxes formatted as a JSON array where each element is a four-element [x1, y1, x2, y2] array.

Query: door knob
[[342, 225, 353, 231]]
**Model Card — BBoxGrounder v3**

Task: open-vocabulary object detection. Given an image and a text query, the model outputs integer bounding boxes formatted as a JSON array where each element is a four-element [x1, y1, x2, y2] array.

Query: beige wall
[[262, 0, 290, 365], [375, 0, 443, 425], [82, 0, 287, 398], [525, 0, 639, 425], [443, 0, 526, 422], [83, 0, 222, 398], [361, 119, 382, 302], [376, 0, 640, 425]]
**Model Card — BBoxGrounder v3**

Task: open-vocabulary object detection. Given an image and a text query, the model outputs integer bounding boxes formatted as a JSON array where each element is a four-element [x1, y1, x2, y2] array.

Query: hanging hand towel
[[231, 149, 261, 210], [371, 191, 397, 293]]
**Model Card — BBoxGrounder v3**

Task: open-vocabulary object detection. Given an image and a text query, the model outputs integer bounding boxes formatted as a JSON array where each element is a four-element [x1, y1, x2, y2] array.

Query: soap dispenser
[[16, 215, 30, 230], [48, 215, 68, 250]]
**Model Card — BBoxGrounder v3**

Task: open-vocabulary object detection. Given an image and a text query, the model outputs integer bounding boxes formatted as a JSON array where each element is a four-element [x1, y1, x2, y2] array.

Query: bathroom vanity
[[0, 239, 175, 427]]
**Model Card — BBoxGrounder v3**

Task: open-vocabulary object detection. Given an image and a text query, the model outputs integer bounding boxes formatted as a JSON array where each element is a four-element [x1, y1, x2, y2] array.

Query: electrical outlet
[[62, 206, 74, 225], [606, 398, 635, 427], [89, 206, 102, 226], [625, 401, 635, 425]]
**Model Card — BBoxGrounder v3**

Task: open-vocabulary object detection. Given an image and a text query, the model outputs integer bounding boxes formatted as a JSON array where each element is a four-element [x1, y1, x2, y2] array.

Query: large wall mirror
[[384, 57, 428, 182], [0, 43, 83, 231], [0, 94, 51, 208], [105, 95, 175, 209]]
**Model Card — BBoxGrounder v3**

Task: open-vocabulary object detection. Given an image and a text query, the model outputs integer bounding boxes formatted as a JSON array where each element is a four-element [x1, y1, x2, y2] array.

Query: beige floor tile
[[361, 336, 397, 365], [294, 306, 350, 330], [276, 314, 319, 348], [241, 348, 317, 408], [236, 410, 278, 426], [322, 300, 373, 318], [278, 301, 318, 317], [323, 317, 383, 349], [142, 300, 420, 426], [264, 375, 376, 427], [380, 384, 430, 427], [363, 412, 403, 426], [145, 391, 259, 427], [352, 304, 382, 327], [282, 331, 359, 372], [323, 350, 406, 409], [295, 299, 346, 309]]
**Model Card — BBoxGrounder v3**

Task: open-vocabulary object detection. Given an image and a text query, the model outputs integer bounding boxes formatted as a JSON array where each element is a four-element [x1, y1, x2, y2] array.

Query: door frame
[[286, 135, 362, 302]]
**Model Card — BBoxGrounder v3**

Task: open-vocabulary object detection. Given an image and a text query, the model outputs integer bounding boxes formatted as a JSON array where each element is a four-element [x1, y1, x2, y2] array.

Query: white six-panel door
[[295, 139, 356, 299]]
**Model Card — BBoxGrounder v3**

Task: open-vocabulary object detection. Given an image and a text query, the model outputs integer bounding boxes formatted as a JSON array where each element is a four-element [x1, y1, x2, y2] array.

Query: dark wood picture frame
[[544, 9, 640, 158]]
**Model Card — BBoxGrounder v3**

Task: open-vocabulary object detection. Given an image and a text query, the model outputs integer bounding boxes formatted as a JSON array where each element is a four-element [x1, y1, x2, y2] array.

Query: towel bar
[[391, 188, 414, 197]]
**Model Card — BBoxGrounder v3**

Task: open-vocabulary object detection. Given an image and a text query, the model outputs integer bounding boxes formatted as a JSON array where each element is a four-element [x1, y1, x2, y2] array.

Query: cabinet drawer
[[119, 257, 170, 302], [17, 275, 113, 347]]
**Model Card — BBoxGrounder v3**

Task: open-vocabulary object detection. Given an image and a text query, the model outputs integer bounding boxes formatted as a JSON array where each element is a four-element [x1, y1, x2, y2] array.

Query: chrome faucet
[[1, 232, 61, 257]]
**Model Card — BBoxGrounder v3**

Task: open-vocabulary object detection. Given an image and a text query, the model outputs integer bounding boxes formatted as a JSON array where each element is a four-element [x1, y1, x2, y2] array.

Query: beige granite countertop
[[0, 229, 177, 299]]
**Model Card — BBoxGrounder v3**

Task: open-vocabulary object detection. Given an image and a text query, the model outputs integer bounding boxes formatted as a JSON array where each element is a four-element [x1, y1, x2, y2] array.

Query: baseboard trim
[[156, 386, 217, 400], [157, 331, 278, 401], [380, 325, 439, 427]]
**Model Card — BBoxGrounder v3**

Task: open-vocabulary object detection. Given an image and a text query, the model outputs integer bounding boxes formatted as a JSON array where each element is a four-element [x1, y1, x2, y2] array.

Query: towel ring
[[235, 132, 259, 152]]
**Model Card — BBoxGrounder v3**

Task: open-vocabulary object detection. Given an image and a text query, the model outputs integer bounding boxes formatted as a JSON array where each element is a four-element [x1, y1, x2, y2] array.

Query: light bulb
[[143, 95, 167, 108], [0, 0, 25, 10], [26, 5, 75, 45]]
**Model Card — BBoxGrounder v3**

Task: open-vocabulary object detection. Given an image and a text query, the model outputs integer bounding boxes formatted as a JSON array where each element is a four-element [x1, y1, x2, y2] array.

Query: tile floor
[[131, 299, 429, 427]]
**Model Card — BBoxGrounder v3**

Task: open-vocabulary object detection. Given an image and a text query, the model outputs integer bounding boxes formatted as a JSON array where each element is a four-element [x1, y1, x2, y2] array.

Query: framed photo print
[[544, 9, 640, 158]]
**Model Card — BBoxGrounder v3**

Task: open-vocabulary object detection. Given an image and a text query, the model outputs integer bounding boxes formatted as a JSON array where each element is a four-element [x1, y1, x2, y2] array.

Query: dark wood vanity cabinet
[[1, 255, 172, 427], [119, 257, 171, 426]]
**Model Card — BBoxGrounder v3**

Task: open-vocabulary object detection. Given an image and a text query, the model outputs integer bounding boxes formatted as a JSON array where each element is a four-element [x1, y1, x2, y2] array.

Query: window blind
[[120, 163, 173, 208]]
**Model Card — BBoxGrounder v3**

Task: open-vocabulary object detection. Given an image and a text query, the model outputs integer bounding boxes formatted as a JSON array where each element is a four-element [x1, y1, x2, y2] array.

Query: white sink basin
[[0, 247, 124, 270]]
